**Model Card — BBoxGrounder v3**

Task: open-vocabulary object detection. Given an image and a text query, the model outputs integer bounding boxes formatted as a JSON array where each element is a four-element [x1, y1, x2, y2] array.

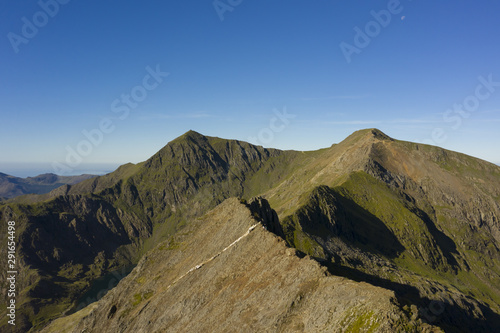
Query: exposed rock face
[[0, 195, 148, 332], [247, 196, 285, 239], [279, 182, 499, 331], [41, 199, 439, 333]]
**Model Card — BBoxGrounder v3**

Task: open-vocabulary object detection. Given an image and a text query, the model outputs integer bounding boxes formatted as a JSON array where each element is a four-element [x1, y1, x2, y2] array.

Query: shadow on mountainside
[[274, 186, 500, 332], [283, 185, 405, 259], [332, 191, 406, 258], [322, 262, 500, 333], [411, 206, 460, 269]]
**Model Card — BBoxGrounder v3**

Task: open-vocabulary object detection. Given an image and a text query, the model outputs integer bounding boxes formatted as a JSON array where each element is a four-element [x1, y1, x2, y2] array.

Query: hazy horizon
[[1, 128, 500, 178], [0, 162, 121, 178]]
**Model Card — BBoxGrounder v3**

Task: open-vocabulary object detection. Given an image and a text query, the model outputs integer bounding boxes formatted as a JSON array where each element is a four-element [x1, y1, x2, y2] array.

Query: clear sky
[[1, 0, 499, 177]]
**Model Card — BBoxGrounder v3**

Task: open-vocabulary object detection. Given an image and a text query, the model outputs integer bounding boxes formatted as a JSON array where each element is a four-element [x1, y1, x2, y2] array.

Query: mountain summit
[[1, 129, 500, 332]]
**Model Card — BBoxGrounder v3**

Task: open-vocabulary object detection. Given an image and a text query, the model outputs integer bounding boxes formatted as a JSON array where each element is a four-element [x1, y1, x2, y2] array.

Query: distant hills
[[1, 129, 500, 332], [0, 173, 97, 200]]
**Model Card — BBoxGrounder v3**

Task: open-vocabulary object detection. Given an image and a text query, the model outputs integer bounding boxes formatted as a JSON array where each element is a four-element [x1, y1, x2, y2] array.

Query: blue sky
[[1, 0, 500, 176]]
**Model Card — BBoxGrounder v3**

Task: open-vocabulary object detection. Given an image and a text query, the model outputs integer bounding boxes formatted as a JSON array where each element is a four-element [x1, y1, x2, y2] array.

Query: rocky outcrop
[[41, 198, 439, 333], [247, 196, 285, 239]]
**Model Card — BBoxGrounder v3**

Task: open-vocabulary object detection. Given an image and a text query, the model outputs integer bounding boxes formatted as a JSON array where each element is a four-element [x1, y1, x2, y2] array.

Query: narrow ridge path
[[165, 223, 260, 290]]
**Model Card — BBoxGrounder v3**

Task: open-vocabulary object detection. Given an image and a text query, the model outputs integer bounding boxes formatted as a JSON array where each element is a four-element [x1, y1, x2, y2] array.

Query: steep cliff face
[[280, 180, 500, 331], [0, 194, 148, 332], [126, 131, 284, 224], [41, 198, 439, 333]]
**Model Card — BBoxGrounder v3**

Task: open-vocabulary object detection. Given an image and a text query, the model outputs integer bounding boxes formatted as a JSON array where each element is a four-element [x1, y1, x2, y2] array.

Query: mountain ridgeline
[[1, 129, 500, 332], [0, 173, 97, 200]]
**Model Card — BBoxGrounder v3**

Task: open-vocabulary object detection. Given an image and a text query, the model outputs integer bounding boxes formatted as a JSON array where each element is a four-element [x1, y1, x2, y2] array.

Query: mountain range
[[1, 129, 500, 332], [0, 173, 97, 201]]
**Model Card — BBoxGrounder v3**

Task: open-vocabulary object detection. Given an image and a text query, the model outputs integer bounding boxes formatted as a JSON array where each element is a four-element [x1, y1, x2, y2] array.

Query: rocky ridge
[[41, 198, 440, 333]]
